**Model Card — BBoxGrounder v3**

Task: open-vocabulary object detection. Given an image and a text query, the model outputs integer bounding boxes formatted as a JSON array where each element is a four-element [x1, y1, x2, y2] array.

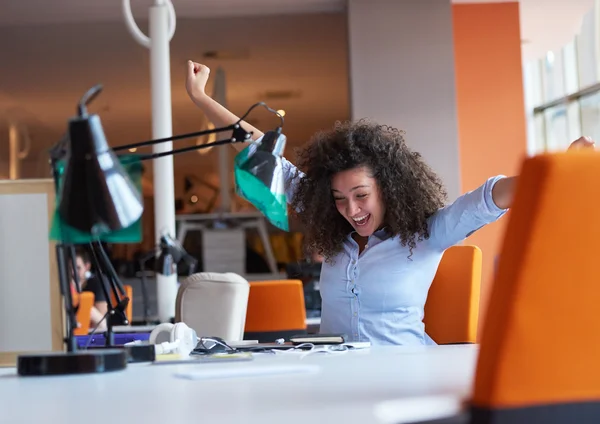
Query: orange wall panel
[[452, 2, 527, 338]]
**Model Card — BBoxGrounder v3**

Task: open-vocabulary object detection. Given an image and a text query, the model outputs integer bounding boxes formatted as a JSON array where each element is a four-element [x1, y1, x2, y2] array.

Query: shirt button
[[354, 333, 359, 337], [353, 312, 357, 317], [352, 260, 356, 264]]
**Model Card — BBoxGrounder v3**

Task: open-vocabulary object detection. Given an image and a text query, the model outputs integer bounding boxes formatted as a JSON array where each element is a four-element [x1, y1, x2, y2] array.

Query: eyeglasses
[[191, 339, 351, 356], [191, 337, 237, 355]]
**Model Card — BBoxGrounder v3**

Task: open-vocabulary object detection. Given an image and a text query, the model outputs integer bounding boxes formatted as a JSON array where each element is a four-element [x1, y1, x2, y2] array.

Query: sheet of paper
[[174, 364, 320, 381], [153, 352, 254, 365]]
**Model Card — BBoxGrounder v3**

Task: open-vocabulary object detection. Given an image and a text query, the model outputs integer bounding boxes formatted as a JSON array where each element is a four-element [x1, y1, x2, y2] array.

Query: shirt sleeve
[[281, 156, 304, 205], [84, 276, 107, 303], [427, 175, 508, 250], [250, 134, 305, 205]]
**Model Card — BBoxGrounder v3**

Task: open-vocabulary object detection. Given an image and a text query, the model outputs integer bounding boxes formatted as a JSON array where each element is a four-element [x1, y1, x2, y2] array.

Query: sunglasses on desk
[[190, 338, 321, 355]]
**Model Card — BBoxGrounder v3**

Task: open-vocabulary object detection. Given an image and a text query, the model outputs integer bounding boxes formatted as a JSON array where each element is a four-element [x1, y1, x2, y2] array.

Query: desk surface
[[0, 345, 477, 424]]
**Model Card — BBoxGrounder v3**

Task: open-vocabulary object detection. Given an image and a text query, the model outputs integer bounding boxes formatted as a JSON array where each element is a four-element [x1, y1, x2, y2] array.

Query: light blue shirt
[[280, 156, 508, 346]]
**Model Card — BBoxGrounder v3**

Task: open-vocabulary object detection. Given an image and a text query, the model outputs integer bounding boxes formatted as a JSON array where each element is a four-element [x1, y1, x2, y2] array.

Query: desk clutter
[[67, 322, 371, 369], [145, 323, 368, 361]]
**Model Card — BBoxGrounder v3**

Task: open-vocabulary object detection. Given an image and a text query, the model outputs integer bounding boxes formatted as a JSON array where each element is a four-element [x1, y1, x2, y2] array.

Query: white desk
[[0, 345, 477, 424]]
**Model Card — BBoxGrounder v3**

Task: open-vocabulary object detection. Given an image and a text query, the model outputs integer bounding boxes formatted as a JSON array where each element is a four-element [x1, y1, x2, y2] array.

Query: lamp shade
[[234, 130, 289, 231], [156, 235, 188, 276], [58, 88, 143, 234]]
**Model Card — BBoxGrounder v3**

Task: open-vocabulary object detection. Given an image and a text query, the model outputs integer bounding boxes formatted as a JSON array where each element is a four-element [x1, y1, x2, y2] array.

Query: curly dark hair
[[291, 119, 447, 261]]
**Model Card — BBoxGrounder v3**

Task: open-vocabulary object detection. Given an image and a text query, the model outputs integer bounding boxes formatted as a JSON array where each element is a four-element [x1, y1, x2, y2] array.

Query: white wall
[[347, 0, 461, 201]]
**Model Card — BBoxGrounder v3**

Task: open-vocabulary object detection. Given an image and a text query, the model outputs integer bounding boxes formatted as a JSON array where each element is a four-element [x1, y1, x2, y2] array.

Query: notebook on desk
[[153, 352, 254, 365], [290, 333, 347, 345]]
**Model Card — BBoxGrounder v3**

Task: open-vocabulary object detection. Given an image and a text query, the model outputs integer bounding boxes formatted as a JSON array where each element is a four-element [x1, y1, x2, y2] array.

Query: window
[[563, 40, 580, 93], [531, 114, 546, 155], [580, 91, 600, 140], [542, 49, 565, 102], [567, 101, 582, 141], [526, 1, 598, 152], [523, 61, 545, 155], [543, 106, 570, 152], [576, 8, 599, 89]]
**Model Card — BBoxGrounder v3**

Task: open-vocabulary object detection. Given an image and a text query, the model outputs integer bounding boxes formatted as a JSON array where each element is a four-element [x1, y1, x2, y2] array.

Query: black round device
[[17, 349, 127, 376]]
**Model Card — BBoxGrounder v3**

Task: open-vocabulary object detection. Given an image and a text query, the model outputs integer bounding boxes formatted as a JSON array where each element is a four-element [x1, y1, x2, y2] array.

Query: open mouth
[[351, 214, 370, 227]]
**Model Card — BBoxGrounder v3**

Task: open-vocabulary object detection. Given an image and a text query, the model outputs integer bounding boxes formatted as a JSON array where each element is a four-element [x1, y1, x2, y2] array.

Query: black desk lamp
[[138, 234, 198, 324], [155, 234, 198, 276], [17, 84, 288, 376]]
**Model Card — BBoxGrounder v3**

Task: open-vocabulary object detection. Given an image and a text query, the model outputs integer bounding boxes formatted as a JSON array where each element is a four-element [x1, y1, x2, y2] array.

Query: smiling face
[[331, 166, 385, 237]]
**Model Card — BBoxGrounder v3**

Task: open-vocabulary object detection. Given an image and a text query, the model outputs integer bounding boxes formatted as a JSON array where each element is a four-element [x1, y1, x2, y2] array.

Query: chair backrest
[[175, 272, 250, 341], [471, 152, 600, 422], [111, 284, 133, 323], [73, 292, 95, 336], [424, 245, 482, 344], [244, 279, 307, 342]]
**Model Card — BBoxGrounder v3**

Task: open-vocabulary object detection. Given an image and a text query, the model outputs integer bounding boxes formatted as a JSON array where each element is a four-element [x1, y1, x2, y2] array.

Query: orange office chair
[[424, 245, 482, 344], [244, 279, 307, 342], [111, 284, 133, 324], [393, 151, 600, 423], [73, 292, 95, 336]]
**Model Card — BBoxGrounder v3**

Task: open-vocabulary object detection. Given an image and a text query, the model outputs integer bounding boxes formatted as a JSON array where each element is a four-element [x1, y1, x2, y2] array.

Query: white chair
[[174, 272, 250, 341]]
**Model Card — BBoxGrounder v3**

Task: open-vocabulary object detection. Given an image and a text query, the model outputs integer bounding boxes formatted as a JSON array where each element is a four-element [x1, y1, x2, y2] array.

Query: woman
[[71, 249, 108, 332], [185, 60, 595, 345]]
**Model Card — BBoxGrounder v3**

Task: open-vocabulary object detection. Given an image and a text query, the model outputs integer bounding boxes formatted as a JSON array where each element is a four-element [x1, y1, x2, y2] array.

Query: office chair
[[73, 292, 95, 336], [424, 245, 482, 344], [244, 279, 307, 342], [175, 272, 249, 341], [378, 151, 600, 423]]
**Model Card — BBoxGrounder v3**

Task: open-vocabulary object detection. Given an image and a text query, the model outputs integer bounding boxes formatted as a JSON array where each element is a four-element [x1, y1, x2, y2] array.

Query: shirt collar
[[347, 226, 392, 242], [373, 227, 392, 241]]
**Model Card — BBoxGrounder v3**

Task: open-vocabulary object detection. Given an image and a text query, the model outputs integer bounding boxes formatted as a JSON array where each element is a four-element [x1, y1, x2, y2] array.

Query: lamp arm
[[113, 123, 242, 152], [135, 137, 244, 161], [140, 249, 158, 264], [78, 84, 103, 116], [113, 101, 283, 154], [96, 242, 127, 297], [56, 244, 78, 352], [138, 248, 158, 324]]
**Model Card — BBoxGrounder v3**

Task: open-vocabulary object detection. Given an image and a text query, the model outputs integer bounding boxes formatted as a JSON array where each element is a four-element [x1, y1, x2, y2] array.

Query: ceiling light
[[129, 148, 137, 152]]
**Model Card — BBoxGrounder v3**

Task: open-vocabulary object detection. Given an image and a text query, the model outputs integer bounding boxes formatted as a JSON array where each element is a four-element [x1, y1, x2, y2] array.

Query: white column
[[149, 1, 177, 322], [347, 0, 461, 201]]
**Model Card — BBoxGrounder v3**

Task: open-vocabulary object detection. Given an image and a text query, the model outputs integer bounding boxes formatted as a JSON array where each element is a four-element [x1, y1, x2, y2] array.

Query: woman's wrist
[[191, 92, 211, 109]]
